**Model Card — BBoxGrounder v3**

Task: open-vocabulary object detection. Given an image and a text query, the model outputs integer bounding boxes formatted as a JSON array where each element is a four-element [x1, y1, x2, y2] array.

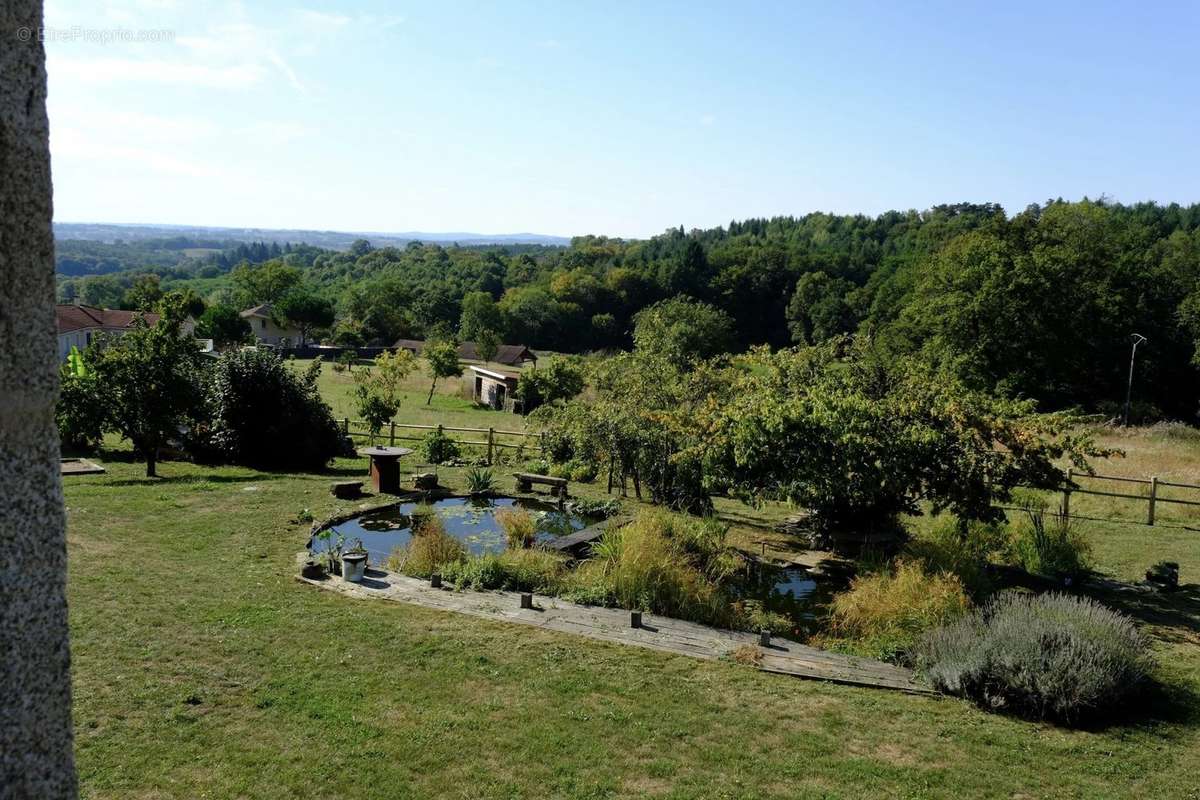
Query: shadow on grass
[[106, 472, 294, 487]]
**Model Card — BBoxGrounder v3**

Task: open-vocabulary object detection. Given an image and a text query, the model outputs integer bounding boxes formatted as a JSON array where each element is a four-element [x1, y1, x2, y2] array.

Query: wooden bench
[[330, 481, 363, 499], [513, 472, 569, 498]]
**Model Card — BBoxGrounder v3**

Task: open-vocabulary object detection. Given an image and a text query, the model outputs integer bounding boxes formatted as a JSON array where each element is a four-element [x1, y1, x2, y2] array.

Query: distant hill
[[53, 222, 571, 250]]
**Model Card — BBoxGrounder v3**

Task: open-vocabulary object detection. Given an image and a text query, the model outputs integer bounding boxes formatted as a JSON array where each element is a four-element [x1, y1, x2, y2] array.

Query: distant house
[[240, 303, 303, 346], [393, 338, 537, 367], [467, 365, 521, 410], [55, 304, 195, 362]]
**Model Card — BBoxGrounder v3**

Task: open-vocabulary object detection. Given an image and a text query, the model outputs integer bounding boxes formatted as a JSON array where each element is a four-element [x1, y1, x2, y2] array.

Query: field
[[63, 368, 1200, 798]]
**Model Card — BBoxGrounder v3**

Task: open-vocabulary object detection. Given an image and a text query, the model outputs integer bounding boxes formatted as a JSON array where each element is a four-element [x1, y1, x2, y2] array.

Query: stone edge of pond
[[292, 554, 936, 696]]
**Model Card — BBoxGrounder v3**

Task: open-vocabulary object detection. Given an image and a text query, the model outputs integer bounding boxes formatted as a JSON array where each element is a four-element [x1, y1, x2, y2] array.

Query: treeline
[[57, 199, 1200, 419]]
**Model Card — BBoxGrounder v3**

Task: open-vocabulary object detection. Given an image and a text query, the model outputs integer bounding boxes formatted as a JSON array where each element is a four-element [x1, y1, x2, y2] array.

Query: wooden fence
[[340, 419, 541, 465], [1062, 467, 1200, 526]]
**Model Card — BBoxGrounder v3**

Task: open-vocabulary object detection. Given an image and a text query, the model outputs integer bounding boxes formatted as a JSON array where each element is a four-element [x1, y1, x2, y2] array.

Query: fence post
[[1148, 476, 1158, 526], [343, 417, 349, 435], [487, 427, 495, 465], [390, 421, 396, 447], [1062, 467, 1072, 520]]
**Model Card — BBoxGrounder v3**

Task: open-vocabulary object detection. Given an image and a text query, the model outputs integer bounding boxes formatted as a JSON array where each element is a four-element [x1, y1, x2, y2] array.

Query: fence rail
[[340, 418, 541, 465], [1062, 467, 1200, 526]]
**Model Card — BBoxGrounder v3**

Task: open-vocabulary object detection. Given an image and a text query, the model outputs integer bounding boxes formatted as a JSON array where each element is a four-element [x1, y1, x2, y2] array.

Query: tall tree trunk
[[146, 448, 157, 478], [426, 378, 437, 405], [0, 2, 79, 795]]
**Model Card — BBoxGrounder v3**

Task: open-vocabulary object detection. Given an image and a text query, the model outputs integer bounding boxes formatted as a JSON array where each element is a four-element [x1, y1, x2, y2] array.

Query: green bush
[[57, 365, 107, 451], [826, 559, 971, 662], [1010, 508, 1091, 581], [441, 548, 567, 593], [419, 428, 461, 464], [568, 461, 598, 483], [196, 349, 343, 471], [915, 591, 1153, 723], [905, 517, 1008, 599]]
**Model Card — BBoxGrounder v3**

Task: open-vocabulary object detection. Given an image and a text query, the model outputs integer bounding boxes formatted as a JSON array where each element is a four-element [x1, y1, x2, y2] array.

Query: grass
[[63, 402, 1200, 797]]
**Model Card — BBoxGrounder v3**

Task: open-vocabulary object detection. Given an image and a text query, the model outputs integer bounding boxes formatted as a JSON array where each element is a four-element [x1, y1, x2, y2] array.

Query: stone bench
[[330, 481, 363, 499], [513, 472, 568, 498]]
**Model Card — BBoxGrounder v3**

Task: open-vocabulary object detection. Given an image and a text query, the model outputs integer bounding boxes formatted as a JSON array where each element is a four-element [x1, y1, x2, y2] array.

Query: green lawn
[[64, 372, 1200, 798]]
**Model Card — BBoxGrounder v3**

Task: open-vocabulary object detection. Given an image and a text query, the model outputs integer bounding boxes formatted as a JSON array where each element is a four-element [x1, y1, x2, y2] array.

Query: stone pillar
[[0, 1, 79, 797]]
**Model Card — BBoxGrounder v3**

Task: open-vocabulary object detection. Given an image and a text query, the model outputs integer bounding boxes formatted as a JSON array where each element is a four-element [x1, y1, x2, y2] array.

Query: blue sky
[[43, 0, 1200, 238]]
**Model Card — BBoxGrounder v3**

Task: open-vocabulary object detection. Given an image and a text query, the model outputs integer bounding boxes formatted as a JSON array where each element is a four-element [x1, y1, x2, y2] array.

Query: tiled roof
[[56, 305, 160, 334], [392, 338, 537, 366], [240, 303, 273, 318]]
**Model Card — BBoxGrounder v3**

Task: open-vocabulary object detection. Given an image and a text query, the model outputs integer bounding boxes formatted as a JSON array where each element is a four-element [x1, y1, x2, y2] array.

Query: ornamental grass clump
[[1010, 508, 1091, 582], [827, 559, 971, 661], [915, 591, 1152, 723], [496, 507, 538, 549], [566, 510, 737, 626], [387, 510, 465, 577]]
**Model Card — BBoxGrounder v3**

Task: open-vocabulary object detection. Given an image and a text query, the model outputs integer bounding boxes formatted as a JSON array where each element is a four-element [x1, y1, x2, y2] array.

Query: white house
[[55, 304, 196, 362], [240, 303, 303, 346]]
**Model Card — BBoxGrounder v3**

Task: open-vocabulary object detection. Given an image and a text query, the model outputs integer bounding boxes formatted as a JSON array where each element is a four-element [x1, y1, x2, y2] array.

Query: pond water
[[310, 496, 596, 564], [738, 563, 846, 640]]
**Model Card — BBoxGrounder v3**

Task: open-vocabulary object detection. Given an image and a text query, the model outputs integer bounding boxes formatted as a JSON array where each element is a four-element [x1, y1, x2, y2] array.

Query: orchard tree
[[353, 350, 416, 440], [475, 328, 500, 365], [694, 339, 1103, 548], [196, 304, 252, 349], [422, 339, 461, 405], [632, 296, 735, 366], [89, 295, 203, 477], [275, 286, 334, 346]]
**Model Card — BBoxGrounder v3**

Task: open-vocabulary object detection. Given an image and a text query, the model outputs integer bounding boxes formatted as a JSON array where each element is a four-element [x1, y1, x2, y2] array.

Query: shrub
[[464, 467, 497, 495], [496, 548, 567, 592], [196, 350, 343, 471], [828, 559, 971, 661], [569, 461, 598, 483], [905, 517, 1008, 599], [57, 363, 107, 451], [418, 428, 461, 464], [1010, 508, 1091, 581], [440, 549, 568, 593], [915, 591, 1153, 723], [548, 462, 572, 479], [496, 507, 537, 548]]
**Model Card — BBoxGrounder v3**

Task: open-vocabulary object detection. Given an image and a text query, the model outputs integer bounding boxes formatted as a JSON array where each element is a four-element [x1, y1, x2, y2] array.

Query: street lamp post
[[1123, 333, 1147, 427]]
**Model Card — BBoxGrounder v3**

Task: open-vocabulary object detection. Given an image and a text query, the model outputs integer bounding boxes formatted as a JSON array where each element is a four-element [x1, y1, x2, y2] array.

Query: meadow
[[63, 364, 1200, 799]]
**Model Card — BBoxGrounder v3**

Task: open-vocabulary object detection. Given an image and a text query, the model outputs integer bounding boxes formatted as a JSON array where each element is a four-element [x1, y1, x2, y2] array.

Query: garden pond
[[310, 496, 844, 640], [309, 496, 596, 564]]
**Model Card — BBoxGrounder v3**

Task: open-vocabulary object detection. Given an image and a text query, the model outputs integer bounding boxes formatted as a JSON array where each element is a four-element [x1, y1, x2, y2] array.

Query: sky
[[42, 0, 1200, 239]]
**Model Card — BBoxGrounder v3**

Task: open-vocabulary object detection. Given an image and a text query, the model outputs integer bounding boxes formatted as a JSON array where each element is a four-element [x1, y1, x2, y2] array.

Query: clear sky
[[42, 0, 1200, 239]]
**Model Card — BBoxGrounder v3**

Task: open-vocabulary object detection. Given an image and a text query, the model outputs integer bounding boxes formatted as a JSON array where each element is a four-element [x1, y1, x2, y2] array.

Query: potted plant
[[315, 528, 345, 577], [341, 537, 368, 583]]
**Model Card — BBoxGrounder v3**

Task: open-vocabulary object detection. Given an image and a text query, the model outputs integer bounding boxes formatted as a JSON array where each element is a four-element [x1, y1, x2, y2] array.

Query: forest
[[57, 198, 1200, 421]]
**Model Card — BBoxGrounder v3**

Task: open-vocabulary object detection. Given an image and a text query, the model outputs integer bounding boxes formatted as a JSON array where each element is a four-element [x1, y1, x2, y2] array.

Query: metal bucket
[[341, 552, 367, 583]]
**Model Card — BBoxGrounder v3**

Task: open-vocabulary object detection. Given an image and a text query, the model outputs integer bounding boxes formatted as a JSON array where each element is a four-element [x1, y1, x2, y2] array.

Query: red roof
[[56, 305, 160, 334]]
